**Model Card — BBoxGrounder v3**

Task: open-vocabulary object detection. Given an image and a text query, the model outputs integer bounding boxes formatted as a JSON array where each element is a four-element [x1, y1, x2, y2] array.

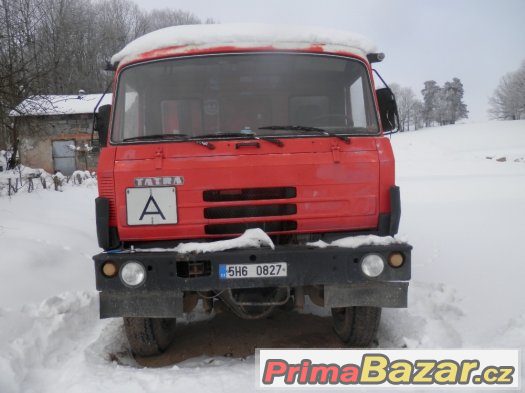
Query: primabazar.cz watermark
[[256, 349, 520, 389]]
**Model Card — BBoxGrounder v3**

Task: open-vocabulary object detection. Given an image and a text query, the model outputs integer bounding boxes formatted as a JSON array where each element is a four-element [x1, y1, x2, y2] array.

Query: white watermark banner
[[256, 349, 520, 389]]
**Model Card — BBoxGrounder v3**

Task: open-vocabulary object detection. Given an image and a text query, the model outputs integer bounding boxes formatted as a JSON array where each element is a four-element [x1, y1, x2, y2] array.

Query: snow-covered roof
[[111, 23, 377, 66], [10, 94, 112, 117]]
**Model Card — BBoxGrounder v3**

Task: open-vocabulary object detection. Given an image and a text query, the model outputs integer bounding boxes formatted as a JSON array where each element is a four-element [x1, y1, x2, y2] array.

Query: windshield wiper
[[194, 132, 284, 147], [122, 133, 190, 142], [122, 133, 215, 149], [258, 125, 351, 143]]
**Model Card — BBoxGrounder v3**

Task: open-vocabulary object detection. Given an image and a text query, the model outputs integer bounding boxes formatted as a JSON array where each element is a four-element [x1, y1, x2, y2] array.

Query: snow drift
[[1, 120, 524, 392]]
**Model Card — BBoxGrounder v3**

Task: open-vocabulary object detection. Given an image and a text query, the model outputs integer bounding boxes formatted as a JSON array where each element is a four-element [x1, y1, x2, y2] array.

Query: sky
[[132, 0, 525, 122]]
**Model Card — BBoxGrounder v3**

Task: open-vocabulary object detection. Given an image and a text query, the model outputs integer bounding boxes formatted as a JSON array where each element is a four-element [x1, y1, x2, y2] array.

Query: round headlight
[[361, 254, 385, 278], [120, 261, 146, 287]]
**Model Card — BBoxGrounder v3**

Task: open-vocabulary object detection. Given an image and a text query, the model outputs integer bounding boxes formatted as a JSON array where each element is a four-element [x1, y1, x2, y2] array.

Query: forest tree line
[[389, 78, 468, 132], [393, 59, 525, 132], [1, 0, 523, 152]]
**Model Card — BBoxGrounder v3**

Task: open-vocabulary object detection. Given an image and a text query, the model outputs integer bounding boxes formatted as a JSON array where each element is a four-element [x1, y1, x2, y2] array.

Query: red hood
[[103, 137, 382, 242]]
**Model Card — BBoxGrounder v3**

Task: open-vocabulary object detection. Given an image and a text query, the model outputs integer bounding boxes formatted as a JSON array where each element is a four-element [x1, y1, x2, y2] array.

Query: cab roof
[[111, 23, 378, 67]]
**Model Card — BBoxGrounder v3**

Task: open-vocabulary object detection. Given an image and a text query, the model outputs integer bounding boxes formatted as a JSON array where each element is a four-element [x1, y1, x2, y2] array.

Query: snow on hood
[[10, 94, 112, 117], [137, 228, 275, 254], [111, 23, 377, 65], [307, 234, 405, 248]]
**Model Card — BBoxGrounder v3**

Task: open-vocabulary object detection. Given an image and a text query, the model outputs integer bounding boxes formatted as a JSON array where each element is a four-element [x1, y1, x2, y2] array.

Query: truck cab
[[93, 24, 411, 356]]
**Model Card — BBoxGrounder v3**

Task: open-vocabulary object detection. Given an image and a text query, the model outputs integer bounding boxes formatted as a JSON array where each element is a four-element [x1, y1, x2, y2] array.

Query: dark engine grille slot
[[203, 187, 296, 202], [205, 221, 297, 235], [204, 204, 297, 219], [176, 260, 211, 278]]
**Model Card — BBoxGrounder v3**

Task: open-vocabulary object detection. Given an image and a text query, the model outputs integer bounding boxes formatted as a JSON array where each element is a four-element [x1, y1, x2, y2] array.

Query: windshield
[[111, 53, 379, 143]]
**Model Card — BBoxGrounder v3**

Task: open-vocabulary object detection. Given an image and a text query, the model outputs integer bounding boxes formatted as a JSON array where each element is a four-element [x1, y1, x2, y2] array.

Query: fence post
[[7, 177, 18, 196], [53, 175, 63, 191], [18, 167, 22, 186]]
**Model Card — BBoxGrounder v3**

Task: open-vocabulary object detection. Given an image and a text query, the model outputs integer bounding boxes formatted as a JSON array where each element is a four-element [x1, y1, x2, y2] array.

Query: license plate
[[126, 187, 178, 226], [219, 262, 287, 279]]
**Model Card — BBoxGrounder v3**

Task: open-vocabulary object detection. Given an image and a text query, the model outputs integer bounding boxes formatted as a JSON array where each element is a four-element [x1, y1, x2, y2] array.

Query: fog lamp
[[361, 254, 385, 278], [388, 252, 405, 268], [102, 261, 118, 277], [120, 261, 146, 287]]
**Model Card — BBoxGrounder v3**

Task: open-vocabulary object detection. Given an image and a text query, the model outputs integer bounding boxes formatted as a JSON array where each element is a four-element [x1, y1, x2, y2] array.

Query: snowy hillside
[[1, 120, 524, 392]]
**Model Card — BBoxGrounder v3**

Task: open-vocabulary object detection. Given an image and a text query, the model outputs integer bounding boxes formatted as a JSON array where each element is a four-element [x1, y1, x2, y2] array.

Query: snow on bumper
[[93, 241, 412, 318]]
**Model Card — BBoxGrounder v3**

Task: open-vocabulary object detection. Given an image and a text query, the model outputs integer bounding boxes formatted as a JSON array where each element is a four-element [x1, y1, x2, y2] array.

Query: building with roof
[[10, 92, 112, 175]]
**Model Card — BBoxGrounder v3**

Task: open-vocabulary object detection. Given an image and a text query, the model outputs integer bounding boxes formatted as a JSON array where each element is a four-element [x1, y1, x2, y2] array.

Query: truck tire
[[123, 317, 176, 357], [331, 306, 381, 347]]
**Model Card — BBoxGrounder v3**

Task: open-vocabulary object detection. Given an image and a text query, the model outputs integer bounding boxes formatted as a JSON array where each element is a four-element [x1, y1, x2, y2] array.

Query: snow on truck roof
[[111, 23, 378, 65], [10, 93, 112, 117]]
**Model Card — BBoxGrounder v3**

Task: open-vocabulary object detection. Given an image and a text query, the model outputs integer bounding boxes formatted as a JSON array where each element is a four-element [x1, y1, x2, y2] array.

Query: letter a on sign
[[126, 187, 178, 225], [139, 195, 166, 221]]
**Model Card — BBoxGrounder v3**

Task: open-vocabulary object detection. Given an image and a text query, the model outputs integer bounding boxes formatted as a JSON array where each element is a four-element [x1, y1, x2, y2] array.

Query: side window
[[161, 99, 202, 134]]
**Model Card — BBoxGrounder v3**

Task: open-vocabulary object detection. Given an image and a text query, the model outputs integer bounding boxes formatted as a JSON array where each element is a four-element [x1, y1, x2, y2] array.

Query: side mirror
[[94, 104, 112, 147], [376, 88, 399, 133]]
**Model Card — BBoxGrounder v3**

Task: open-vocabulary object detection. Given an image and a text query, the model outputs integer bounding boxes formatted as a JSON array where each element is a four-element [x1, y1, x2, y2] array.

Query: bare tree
[[0, 0, 214, 158], [489, 61, 525, 120], [390, 83, 418, 131], [145, 8, 201, 31], [0, 0, 53, 164]]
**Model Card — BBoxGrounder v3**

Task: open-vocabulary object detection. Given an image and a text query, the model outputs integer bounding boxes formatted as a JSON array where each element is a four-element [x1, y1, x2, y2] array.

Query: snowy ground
[[0, 120, 524, 392]]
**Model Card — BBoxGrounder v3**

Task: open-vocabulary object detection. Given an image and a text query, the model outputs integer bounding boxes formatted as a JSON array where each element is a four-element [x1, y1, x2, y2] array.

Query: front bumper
[[93, 242, 411, 318]]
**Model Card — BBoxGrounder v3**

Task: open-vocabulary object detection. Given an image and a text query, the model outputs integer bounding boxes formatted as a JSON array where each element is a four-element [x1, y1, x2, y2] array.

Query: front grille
[[205, 220, 297, 235], [203, 187, 298, 235], [203, 187, 296, 202], [204, 204, 297, 219]]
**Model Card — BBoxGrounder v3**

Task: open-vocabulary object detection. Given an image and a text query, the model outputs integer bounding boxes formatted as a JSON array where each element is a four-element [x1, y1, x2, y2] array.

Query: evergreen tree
[[442, 78, 468, 124], [421, 81, 441, 127], [411, 100, 424, 130]]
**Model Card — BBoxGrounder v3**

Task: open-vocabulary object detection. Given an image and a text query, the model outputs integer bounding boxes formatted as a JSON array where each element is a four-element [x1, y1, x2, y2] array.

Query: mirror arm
[[91, 80, 113, 146], [372, 69, 392, 91]]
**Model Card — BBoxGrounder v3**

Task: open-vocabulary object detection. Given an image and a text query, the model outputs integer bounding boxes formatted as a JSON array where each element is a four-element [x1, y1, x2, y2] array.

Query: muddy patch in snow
[[132, 281, 463, 366], [136, 306, 339, 367]]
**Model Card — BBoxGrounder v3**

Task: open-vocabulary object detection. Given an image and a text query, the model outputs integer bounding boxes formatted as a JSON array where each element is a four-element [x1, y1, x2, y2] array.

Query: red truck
[[92, 24, 411, 357]]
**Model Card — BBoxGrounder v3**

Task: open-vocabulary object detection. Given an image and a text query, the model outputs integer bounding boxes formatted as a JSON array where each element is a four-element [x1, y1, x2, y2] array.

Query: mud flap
[[324, 282, 408, 308]]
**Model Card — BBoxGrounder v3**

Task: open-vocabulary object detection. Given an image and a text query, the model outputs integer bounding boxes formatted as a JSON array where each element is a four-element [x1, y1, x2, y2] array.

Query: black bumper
[[93, 242, 411, 318]]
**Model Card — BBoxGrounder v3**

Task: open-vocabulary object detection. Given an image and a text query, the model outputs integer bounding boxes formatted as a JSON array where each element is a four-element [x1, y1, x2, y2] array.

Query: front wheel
[[123, 317, 176, 357], [331, 306, 381, 347]]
